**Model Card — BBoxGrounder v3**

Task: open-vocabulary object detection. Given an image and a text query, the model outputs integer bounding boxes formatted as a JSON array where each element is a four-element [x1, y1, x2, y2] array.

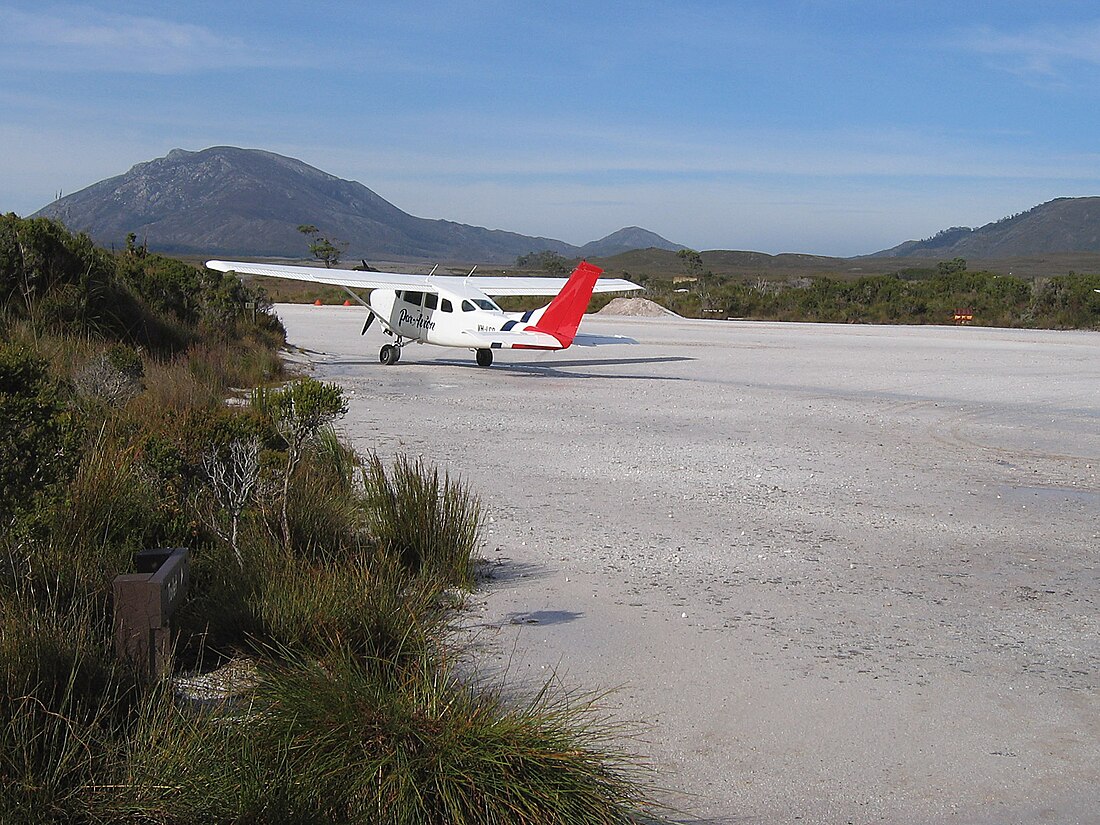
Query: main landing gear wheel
[[475, 348, 493, 367], [379, 344, 400, 365]]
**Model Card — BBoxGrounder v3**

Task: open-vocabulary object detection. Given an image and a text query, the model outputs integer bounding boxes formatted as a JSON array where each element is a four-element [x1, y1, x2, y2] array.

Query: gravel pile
[[596, 296, 678, 317]]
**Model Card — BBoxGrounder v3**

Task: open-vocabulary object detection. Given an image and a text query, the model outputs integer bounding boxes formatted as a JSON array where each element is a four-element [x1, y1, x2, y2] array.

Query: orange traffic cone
[[343, 299, 352, 306], [313, 299, 322, 306]]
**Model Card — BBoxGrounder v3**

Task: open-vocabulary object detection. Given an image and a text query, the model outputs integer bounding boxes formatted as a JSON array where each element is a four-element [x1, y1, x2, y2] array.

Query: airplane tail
[[528, 261, 603, 347]]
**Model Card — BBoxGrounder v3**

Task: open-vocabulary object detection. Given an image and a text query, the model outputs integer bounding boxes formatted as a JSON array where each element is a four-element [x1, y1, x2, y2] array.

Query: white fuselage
[[369, 284, 540, 348]]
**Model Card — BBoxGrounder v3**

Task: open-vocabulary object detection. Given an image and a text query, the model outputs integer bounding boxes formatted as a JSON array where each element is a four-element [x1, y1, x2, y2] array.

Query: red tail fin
[[532, 261, 603, 347]]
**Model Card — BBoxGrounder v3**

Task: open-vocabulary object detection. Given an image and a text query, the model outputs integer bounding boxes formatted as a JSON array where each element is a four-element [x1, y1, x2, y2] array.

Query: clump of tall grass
[[109, 648, 658, 825], [42, 430, 161, 600], [102, 694, 310, 823], [248, 551, 445, 664], [362, 455, 480, 587], [254, 649, 655, 825], [0, 584, 139, 823]]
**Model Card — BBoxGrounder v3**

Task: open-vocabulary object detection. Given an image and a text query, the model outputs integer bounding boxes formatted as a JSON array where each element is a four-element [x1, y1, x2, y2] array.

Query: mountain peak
[[32, 147, 680, 264]]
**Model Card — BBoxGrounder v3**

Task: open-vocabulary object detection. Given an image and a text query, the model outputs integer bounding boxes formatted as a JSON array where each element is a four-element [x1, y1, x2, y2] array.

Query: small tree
[[257, 378, 348, 549], [297, 224, 348, 268], [937, 257, 968, 276], [677, 248, 704, 276]]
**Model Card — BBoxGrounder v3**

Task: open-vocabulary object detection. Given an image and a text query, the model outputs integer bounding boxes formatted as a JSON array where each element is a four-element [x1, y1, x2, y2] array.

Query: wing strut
[[340, 286, 369, 307], [337, 286, 376, 334]]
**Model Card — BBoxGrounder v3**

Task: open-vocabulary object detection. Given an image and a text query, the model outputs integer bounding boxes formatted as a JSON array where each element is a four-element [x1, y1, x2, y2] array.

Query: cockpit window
[[401, 290, 424, 306], [472, 298, 500, 311], [424, 292, 438, 310]]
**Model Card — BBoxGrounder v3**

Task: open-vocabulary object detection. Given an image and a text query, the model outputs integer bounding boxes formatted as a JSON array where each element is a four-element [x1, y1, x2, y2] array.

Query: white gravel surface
[[277, 304, 1100, 825]]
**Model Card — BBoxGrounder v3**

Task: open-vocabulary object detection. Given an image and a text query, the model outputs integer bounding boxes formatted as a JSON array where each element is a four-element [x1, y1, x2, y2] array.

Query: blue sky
[[2, 1, 1099, 256]]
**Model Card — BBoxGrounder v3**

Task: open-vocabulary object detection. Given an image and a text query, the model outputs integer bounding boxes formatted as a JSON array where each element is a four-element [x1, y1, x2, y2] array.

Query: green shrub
[[0, 344, 78, 525]]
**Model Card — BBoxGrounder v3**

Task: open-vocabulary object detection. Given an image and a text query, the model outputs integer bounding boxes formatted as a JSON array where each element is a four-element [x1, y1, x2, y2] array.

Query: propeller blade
[[361, 311, 375, 335]]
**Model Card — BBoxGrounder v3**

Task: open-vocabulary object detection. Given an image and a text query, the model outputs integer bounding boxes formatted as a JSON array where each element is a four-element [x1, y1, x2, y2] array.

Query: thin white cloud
[[281, 113, 1100, 192], [0, 6, 280, 73], [964, 20, 1100, 79]]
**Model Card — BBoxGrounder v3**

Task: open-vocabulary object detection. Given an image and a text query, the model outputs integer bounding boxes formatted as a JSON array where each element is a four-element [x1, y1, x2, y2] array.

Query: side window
[[424, 292, 438, 310], [441, 298, 453, 313], [461, 300, 476, 312], [402, 290, 424, 306]]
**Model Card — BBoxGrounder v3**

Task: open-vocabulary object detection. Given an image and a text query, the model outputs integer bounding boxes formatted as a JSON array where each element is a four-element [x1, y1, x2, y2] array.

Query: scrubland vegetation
[[629, 256, 1100, 328], [501, 250, 1100, 327], [1, 215, 657, 824]]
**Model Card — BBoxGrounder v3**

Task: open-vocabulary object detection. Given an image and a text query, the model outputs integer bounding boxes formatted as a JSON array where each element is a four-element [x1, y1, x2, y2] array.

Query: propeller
[[361, 311, 375, 335]]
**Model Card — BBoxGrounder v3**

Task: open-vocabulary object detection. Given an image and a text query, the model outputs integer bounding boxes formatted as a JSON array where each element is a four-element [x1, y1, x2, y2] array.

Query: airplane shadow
[[439, 354, 693, 380], [325, 354, 692, 380]]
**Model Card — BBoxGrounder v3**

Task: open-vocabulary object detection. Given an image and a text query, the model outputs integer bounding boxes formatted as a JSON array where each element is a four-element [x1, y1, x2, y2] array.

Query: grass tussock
[[0, 585, 140, 823], [363, 454, 480, 587], [107, 651, 654, 825]]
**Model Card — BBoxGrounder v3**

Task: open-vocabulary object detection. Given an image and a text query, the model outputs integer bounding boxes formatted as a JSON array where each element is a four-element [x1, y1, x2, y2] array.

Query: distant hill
[[31, 147, 680, 264], [870, 197, 1100, 258], [579, 226, 682, 257]]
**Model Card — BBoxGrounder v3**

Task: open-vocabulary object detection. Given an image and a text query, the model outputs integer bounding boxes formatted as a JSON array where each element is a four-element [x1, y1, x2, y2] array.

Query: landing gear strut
[[475, 348, 493, 367]]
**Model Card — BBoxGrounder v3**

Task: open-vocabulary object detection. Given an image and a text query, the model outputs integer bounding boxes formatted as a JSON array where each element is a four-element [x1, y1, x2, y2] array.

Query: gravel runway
[[277, 304, 1100, 825]]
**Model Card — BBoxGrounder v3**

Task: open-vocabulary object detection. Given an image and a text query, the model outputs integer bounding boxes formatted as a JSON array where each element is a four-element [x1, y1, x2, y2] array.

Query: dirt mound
[[596, 297, 679, 317]]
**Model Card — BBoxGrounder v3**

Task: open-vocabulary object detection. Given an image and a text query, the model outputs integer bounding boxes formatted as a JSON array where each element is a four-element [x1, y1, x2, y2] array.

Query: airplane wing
[[206, 260, 642, 295], [206, 260, 436, 290]]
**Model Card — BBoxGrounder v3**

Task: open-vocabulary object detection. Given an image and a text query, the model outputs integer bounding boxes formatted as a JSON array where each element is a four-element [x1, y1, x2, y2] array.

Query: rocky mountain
[[870, 197, 1100, 258], [31, 147, 679, 264]]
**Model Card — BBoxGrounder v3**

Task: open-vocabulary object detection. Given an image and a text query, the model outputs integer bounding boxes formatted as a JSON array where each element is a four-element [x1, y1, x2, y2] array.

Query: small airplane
[[205, 259, 642, 366]]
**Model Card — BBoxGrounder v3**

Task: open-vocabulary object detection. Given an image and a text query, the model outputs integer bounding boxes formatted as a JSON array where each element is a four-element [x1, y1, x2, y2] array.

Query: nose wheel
[[379, 343, 401, 365]]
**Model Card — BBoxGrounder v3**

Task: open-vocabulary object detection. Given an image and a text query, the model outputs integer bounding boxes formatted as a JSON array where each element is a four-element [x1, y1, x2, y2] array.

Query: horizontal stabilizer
[[571, 332, 638, 346], [457, 329, 562, 350]]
